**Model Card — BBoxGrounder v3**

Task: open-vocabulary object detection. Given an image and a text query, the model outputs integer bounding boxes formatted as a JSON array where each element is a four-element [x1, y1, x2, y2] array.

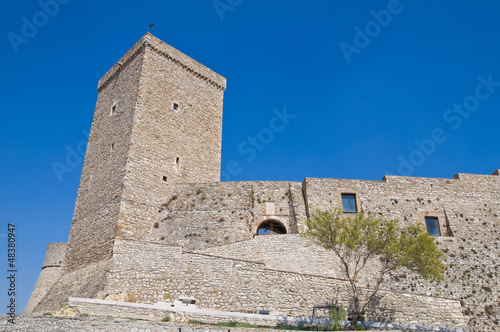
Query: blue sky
[[1, 0, 499, 314]]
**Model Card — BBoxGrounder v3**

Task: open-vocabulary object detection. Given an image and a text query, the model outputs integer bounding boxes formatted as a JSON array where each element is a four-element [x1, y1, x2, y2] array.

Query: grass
[[216, 322, 259, 328], [162, 315, 171, 322], [187, 320, 365, 331], [275, 323, 331, 331]]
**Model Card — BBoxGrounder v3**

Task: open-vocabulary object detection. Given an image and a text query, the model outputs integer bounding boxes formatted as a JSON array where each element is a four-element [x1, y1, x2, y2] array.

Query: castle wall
[[24, 243, 67, 314], [104, 239, 466, 328], [197, 235, 340, 278], [30, 260, 110, 314], [63, 39, 146, 273], [149, 181, 306, 250], [304, 173, 500, 330], [197, 234, 400, 291]]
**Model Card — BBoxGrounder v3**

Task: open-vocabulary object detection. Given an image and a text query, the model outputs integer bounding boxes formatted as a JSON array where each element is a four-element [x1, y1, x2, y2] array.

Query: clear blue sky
[[1, 0, 499, 314]]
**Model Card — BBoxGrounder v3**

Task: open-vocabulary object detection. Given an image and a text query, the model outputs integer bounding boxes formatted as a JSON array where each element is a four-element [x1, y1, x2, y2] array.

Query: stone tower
[[64, 33, 227, 272]]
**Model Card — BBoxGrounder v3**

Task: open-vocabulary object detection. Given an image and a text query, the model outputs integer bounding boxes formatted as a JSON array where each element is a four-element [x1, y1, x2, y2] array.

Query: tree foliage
[[305, 209, 445, 330]]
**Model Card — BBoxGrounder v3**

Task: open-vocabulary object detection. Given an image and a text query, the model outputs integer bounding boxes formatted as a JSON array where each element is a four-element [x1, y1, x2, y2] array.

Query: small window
[[173, 103, 179, 111], [110, 104, 117, 116], [175, 157, 180, 173], [162, 176, 168, 182], [341, 194, 357, 212], [111, 142, 115, 152], [425, 217, 441, 236]]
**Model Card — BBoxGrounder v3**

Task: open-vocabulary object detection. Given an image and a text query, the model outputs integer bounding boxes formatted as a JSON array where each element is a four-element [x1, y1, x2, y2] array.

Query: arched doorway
[[256, 220, 287, 235]]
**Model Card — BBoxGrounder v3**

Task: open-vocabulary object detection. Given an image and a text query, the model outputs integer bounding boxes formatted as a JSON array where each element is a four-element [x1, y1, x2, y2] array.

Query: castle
[[26, 33, 499, 331]]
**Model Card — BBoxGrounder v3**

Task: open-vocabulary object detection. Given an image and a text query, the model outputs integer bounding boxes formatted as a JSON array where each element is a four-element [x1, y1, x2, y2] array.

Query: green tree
[[305, 209, 445, 330]]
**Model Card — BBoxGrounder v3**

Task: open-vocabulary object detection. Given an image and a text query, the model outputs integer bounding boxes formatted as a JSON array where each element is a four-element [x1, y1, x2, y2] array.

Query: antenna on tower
[[148, 23, 155, 30]]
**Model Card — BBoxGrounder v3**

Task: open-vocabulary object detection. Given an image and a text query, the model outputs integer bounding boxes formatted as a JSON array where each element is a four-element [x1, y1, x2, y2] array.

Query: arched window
[[256, 220, 287, 235]]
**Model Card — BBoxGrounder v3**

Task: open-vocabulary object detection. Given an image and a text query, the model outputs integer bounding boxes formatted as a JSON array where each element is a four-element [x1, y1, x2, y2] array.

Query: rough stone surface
[[66, 297, 464, 331], [101, 239, 466, 328], [64, 32, 226, 274], [30, 260, 110, 315], [153, 181, 306, 250], [2, 316, 407, 332], [24, 243, 67, 314], [304, 175, 500, 330], [26, 33, 499, 332]]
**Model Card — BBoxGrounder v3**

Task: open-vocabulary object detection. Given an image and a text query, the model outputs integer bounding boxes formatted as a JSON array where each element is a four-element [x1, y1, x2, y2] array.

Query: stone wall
[[304, 172, 500, 331], [63, 36, 146, 273], [64, 32, 227, 272], [31, 260, 110, 314], [66, 297, 466, 331], [115, 33, 227, 244], [149, 181, 306, 250], [197, 235, 340, 278], [103, 239, 466, 328], [24, 243, 67, 314]]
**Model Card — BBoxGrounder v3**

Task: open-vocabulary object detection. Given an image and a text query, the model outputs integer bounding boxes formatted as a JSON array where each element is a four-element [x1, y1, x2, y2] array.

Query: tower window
[[175, 157, 180, 173], [162, 176, 168, 182], [341, 194, 357, 212], [173, 103, 179, 111], [111, 142, 115, 152], [425, 217, 441, 236], [110, 104, 117, 116]]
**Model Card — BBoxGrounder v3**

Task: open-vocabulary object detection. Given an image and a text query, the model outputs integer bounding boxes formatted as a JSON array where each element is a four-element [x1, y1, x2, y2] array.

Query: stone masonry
[[26, 33, 499, 331]]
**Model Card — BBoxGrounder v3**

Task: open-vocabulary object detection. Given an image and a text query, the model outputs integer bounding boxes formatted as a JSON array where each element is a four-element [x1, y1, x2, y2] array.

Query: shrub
[[275, 323, 326, 331], [330, 307, 346, 331], [162, 315, 171, 322]]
